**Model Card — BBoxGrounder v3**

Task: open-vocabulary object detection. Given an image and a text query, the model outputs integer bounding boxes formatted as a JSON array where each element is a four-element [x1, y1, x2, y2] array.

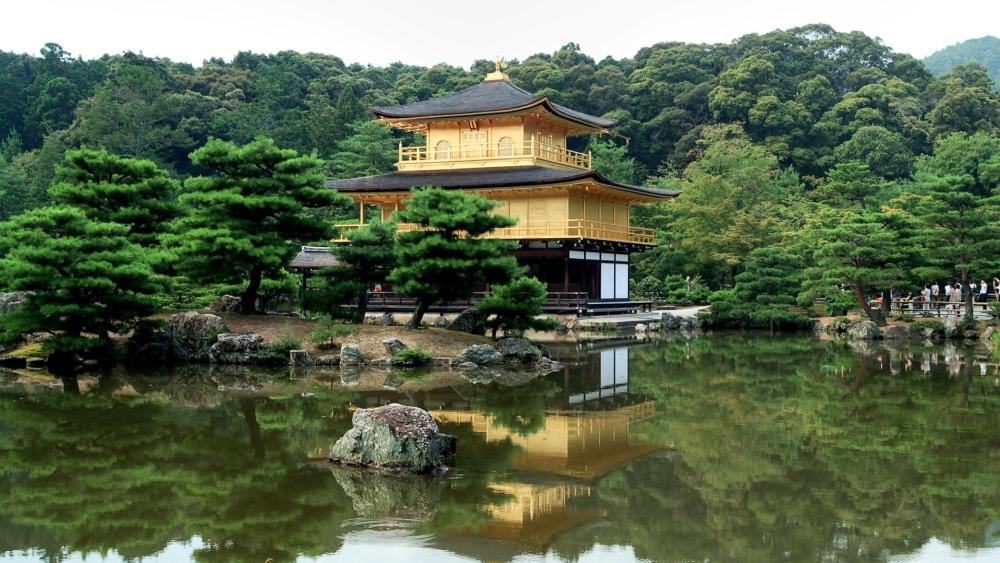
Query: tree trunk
[[240, 398, 265, 461], [962, 270, 973, 321], [853, 283, 880, 325], [241, 265, 263, 314], [406, 299, 431, 329], [354, 287, 369, 324], [881, 290, 892, 321]]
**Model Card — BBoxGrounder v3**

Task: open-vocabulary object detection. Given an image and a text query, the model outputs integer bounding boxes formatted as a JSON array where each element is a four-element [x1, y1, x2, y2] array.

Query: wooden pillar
[[358, 198, 365, 224], [563, 258, 570, 292]]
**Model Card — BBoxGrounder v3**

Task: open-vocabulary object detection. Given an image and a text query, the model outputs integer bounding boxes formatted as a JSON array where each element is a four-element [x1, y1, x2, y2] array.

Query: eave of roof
[[371, 80, 616, 130], [325, 166, 679, 200]]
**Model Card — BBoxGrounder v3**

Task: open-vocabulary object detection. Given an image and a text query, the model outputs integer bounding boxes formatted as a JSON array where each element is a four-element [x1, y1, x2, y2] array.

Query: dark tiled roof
[[325, 166, 679, 199], [288, 246, 340, 270], [371, 80, 617, 129]]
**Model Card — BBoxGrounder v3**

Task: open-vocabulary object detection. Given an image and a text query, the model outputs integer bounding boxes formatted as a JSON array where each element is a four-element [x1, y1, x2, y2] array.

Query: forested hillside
[[2, 24, 999, 326], [924, 36, 1000, 85]]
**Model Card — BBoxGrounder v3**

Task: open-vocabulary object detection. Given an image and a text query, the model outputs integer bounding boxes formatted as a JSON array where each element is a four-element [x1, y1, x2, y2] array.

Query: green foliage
[[310, 318, 358, 348], [588, 139, 638, 184], [987, 301, 1000, 323], [924, 37, 1000, 86], [662, 274, 710, 305], [325, 120, 397, 179], [709, 247, 810, 330], [170, 137, 351, 314], [48, 147, 179, 247], [326, 219, 397, 321], [634, 276, 664, 301], [477, 276, 558, 339], [268, 331, 303, 356], [392, 347, 432, 367], [805, 211, 907, 323], [389, 187, 521, 328], [0, 206, 162, 361]]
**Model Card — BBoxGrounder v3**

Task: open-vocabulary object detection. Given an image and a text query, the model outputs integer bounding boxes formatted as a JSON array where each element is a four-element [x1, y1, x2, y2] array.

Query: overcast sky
[[5, 0, 998, 67]]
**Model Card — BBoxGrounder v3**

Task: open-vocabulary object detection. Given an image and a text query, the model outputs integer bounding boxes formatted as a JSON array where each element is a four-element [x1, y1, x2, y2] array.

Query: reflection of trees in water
[[473, 376, 561, 436], [546, 333, 1000, 562], [0, 387, 364, 562]]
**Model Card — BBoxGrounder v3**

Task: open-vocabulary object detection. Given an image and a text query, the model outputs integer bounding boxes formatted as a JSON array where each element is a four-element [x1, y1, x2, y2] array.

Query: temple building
[[324, 62, 678, 315]]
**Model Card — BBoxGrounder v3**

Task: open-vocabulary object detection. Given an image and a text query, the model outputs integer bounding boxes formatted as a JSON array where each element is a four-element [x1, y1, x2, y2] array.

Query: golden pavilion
[[324, 61, 678, 314]]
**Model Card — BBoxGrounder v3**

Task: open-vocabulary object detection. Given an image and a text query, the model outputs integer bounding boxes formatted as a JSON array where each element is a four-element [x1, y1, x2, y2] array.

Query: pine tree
[[477, 277, 558, 338], [389, 187, 521, 329], [908, 174, 1000, 320], [0, 206, 162, 367], [325, 120, 397, 179], [171, 137, 350, 314], [48, 147, 179, 247], [806, 211, 907, 325], [733, 247, 807, 331], [328, 218, 397, 322]]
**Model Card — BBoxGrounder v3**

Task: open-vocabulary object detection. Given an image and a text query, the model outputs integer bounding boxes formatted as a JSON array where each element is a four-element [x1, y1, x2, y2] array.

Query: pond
[[1, 332, 999, 562]]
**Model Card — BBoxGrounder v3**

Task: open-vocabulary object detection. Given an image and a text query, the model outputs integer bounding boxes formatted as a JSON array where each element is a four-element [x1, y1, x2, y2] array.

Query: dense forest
[[924, 35, 1000, 85], [2, 23, 1000, 332]]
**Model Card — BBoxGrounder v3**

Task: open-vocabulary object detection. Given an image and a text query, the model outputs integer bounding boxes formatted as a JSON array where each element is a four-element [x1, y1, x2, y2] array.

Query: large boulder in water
[[167, 312, 228, 362], [447, 308, 485, 335], [329, 465, 440, 520], [208, 332, 265, 364], [882, 325, 918, 341], [455, 344, 503, 366], [329, 403, 457, 473], [495, 337, 543, 364], [846, 320, 880, 341]]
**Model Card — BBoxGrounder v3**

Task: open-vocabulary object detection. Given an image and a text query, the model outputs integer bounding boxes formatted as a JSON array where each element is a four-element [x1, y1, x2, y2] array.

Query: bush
[[910, 319, 945, 335], [311, 318, 358, 349], [988, 301, 1000, 324], [634, 276, 664, 300], [269, 331, 302, 355], [392, 347, 432, 367]]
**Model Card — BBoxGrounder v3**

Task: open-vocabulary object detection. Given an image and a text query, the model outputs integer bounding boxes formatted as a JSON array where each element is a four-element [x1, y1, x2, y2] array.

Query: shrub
[[988, 301, 1000, 324], [311, 318, 358, 349], [269, 331, 302, 356], [393, 347, 432, 367], [634, 276, 664, 300]]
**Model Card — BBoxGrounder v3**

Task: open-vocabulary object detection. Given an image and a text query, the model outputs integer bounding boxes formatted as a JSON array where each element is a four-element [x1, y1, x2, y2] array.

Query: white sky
[[4, 0, 998, 67]]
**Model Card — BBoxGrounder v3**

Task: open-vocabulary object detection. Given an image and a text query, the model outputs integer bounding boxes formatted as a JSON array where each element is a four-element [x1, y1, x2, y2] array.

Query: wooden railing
[[356, 291, 590, 312], [333, 219, 656, 245], [398, 139, 591, 169]]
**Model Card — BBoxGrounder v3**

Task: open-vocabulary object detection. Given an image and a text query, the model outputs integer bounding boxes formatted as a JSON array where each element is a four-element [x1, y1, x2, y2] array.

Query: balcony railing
[[334, 219, 655, 245], [398, 139, 591, 170]]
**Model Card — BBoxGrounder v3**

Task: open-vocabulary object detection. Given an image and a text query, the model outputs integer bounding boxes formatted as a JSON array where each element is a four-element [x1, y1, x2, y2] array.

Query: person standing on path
[[932, 282, 940, 310], [921, 285, 931, 312]]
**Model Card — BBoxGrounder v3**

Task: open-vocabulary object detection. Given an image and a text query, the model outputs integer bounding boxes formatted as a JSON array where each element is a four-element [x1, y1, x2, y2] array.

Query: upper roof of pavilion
[[371, 78, 616, 134]]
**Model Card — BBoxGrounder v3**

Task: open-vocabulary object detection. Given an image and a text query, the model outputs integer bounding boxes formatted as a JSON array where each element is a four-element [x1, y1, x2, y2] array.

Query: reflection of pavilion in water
[[446, 345, 660, 547], [345, 344, 660, 548]]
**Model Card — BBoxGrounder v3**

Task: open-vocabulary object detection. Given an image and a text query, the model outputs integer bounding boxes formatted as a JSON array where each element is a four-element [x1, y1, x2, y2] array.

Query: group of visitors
[[895, 277, 1000, 312]]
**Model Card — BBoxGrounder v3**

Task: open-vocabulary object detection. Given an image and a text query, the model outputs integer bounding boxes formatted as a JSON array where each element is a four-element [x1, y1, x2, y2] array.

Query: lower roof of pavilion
[[324, 166, 679, 202]]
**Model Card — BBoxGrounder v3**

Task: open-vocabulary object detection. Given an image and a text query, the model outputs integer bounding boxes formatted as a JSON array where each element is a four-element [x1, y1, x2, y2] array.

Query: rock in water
[[494, 337, 542, 364], [329, 403, 457, 473], [846, 320, 880, 340], [208, 332, 265, 364], [882, 325, 917, 341], [167, 312, 228, 362], [382, 338, 408, 356], [340, 343, 364, 366], [455, 344, 503, 365], [289, 350, 312, 366], [447, 308, 485, 335]]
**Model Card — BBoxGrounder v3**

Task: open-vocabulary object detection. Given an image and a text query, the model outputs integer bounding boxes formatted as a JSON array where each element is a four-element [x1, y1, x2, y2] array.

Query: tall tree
[[0, 206, 162, 367], [907, 174, 999, 320], [171, 137, 350, 314], [330, 218, 397, 322], [48, 147, 178, 246], [325, 120, 397, 179], [389, 187, 521, 328], [806, 211, 907, 325]]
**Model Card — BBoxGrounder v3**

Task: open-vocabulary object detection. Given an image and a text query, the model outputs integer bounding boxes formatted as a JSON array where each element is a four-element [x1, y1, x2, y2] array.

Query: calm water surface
[[1, 332, 999, 562]]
